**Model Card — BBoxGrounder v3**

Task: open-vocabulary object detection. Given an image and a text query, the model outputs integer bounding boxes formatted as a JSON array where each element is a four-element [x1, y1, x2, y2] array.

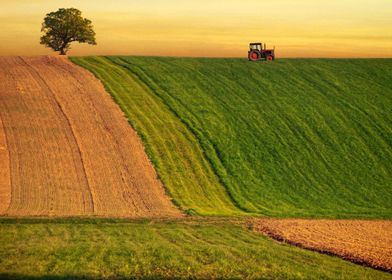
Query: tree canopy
[[40, 8, 96, 55]]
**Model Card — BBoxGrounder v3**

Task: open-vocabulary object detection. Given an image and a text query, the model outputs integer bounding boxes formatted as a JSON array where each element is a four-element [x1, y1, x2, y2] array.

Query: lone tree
[[40, 8, 96, 55]]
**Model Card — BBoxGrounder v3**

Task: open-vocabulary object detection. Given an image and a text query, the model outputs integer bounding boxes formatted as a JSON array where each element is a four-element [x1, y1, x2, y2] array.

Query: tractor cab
[[249, 43, 262, 51], [248, 42, 275, 61]]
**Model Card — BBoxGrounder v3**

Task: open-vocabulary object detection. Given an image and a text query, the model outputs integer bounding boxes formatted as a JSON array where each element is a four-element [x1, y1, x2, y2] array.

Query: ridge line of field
[[112, 57, 251, 214]]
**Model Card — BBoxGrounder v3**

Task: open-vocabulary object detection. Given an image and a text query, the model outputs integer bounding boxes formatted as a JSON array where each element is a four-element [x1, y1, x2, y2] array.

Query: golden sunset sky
[[0, 0, 391, 57]]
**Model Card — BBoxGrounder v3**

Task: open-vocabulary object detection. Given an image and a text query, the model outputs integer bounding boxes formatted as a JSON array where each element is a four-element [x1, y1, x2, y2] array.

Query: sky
[[0, 0, 391, 57]]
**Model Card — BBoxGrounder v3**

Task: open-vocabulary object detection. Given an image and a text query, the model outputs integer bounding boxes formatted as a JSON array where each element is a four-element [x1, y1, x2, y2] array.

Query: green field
[[71, 57, 392, 218], [1, 219, 390, 280], [1, 57, 390, 280]]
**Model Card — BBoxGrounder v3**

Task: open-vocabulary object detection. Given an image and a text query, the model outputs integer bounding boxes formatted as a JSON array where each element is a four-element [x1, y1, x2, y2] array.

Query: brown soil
[[254, 219, 392, 272], [0, 56, 181, 218]]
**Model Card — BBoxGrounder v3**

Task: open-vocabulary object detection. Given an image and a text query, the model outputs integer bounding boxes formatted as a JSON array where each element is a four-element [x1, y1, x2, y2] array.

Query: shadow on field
[[0, 274, 242, 280]]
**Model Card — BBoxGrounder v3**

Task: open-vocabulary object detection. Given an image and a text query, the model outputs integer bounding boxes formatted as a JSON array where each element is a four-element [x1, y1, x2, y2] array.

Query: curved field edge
[[0, 219, 390, 280], [70, 56, 242, 216], [71, 57, 392, 219]]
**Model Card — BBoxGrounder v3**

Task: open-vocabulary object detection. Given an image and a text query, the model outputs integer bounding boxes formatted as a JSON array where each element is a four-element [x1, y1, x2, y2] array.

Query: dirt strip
[[0, 56, 181, 218], [254, 219, 392, 272]]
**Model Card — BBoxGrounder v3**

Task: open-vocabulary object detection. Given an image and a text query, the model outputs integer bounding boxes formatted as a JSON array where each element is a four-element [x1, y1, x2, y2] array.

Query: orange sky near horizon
[[0, 0, 391, 58]]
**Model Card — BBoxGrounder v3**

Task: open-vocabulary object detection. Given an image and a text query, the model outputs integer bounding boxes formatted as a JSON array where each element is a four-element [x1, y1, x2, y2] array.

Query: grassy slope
[[72, 57, 392, 218], [0, 219, 390, 280]]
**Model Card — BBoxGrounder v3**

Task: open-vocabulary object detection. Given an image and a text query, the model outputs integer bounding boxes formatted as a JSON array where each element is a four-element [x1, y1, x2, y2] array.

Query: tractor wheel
[[249, 51, 260, 61], [267, 55, 274, 61]]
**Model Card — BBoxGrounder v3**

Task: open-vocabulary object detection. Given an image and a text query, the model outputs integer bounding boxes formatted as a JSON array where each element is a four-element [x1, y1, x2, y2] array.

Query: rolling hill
[[72, 57, 392, 218], [0, 56, 390, 279]]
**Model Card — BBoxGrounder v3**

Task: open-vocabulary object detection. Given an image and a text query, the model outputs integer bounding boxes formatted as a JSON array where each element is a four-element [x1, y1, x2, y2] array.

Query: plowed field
[[254, 219, 392, 272], [0, 56, 180, 217]]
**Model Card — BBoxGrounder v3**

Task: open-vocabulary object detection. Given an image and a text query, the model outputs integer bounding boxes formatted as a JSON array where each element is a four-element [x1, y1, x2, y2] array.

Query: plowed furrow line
[[55, 60, 150, 213], [1, 57, 91, 216], [0, 108, 11, 214], [29, 58, 146, 216], [61, 58, 179, 216], [19, 57, 95, 215]]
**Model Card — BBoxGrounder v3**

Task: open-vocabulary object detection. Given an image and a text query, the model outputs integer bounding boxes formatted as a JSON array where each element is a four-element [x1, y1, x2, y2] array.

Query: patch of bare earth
[[254, 219, 392, 272], [0, 56, 181, 218]]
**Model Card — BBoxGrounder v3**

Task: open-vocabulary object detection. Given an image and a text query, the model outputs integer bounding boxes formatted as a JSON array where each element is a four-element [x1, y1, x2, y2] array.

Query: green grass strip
[[0, 221, 390, 279]]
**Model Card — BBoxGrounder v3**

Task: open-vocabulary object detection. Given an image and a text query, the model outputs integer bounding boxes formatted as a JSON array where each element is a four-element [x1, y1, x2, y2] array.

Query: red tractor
[[248, 42, 275, 61]]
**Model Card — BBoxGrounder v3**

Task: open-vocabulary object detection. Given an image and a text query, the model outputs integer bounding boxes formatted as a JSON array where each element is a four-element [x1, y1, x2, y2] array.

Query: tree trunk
[[59, 40, 70, 55]]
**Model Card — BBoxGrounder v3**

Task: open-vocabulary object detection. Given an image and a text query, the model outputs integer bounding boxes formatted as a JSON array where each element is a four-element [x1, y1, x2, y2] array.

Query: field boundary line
[[68, 57, 184, 214], [112, 57, 250, 214], [57, 58, 154, 212]]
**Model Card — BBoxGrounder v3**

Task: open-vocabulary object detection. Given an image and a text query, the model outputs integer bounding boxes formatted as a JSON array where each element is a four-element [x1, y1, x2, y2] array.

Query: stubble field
[[0, 56, 180, 218], [255, 219, 392, 272]]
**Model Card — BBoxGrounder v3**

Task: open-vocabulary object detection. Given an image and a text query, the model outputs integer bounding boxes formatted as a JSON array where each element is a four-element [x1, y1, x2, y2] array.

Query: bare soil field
[[254, 219, 392, 272], [0, 56, 180, 217]]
